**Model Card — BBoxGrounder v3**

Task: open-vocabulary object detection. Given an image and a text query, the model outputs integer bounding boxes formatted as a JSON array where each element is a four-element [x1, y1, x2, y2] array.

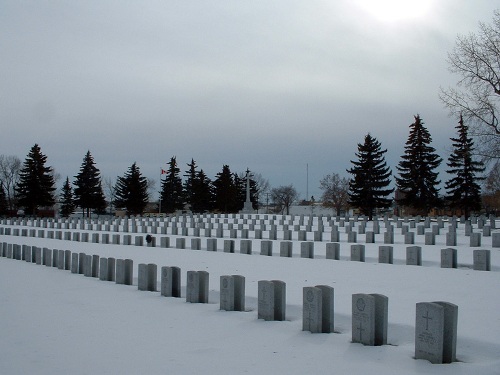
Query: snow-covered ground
[[0, 216, 499, 375]]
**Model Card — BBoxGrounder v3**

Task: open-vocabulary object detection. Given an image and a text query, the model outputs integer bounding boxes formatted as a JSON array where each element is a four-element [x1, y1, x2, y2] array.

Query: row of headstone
[[1, 241, 461, 364], [4, 212, 495, 231], [0, 239, 493, 271], [2, 219, 499, 247]]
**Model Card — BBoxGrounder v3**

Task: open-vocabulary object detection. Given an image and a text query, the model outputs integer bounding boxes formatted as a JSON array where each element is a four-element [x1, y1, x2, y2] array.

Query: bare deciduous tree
[[271, 185, 298, 215], [440, 10, 500, 161], [319, 173, 350, 215], [0, 155, 21, 210]]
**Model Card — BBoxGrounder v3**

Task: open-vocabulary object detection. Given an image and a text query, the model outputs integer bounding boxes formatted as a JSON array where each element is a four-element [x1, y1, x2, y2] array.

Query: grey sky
[[1, 1, 498, 200]]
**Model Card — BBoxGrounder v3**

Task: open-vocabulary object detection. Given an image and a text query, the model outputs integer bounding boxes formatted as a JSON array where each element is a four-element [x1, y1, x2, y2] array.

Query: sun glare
[[354, 0, 433, 23]]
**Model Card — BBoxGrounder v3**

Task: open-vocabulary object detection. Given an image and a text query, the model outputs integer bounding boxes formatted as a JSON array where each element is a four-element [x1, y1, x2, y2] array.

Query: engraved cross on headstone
[[423, 310, 432, 330]]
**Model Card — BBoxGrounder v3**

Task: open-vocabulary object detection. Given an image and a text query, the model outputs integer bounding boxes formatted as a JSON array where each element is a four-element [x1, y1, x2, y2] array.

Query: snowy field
[[0, 216, 499, 375]]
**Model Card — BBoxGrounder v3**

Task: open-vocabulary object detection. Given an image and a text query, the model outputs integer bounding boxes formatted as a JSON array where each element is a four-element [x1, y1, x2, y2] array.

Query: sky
[[1, 0, 499, 201]]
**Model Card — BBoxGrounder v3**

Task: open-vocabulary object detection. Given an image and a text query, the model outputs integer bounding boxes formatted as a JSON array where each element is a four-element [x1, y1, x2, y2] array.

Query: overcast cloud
[[1, 1, 498, 200]]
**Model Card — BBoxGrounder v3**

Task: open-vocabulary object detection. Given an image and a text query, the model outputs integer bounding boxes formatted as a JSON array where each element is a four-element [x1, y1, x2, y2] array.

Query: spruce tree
[[0, 183, 8, 216], [60, 177, 75, 217], [396, 115, 442, 215], [347, 134, 394, 220], [191, 169, 213, 213], [445, 115, 485, 217], [16, 144, 55, 216], [73, 151, 106, 218], [183, 159, 198, 210], [160, 156, 184, 213], [115, 162, 149, 216], [212, 165, 238, 213]]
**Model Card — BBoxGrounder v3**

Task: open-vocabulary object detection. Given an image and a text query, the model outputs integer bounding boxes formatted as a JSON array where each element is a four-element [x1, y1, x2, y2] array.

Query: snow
[[1, 217, 499, 375]]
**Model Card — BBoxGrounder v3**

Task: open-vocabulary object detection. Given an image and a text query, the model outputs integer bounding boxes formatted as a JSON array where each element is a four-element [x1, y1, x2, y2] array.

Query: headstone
[[350, 244, 365, 262], [325, 243, 340, 260], [161, 266, 181, 297], [99, 258, 108, 281], [186, 271, 209, 303], [107, 257, 116, 281], [469, 232, 481, 247], [378, 246, 393, 264], [260, 240, 273, 256], [191, 238, 201, 250], [441, 248, 457, 269], [425, 232, 435, 245], [240, 239, 252, 255], [300, 242, 314, 259], [446, 232, 457, 246], [258, 280, 274, 321], [348, 231, 357, 243], [116, 259, 133, 285], [352, 294, 376, 346], [220, 275, 235, 311], [415, 301, 458, 364], [493, 233, 500, 248], [160, 237, 170, 248], [71, 252, 79, 273], [224, 240, 235, 253], [365, 231, 375, 243], [258, 280, 286, 321], [316, 285, 335, 333], [83, 255, 92, 277], [176, 238, 186, 249], [138, 263, 157, 291], [207, 238, 217, 252], [352, 293, 388, 346], [272, 280, 286, 321], [280, 241, 292, 257], [303, 287, 322, 333], [473, 249, 491, 271], [406, 246, 422, 266], [92, 255, 99, 277], [404, 232, 415, 244], [384, 231, 394, 244]]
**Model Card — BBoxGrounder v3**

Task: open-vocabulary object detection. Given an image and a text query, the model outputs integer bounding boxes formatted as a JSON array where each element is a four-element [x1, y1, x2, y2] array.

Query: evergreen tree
[[347, 134, 394, 220], [60, 177, 75, 217], [191, 169, 213, 213], [183, 159, 198, 209], [212, 165, 239, 213], [0, 183, 8, 216], [396, 115, 442, 215], [15, 144, 55, 216], [160, 156, 184, 213], [73, 151, 106, 217], [445, 115, 485, 216], [115, 162, 149, 216]]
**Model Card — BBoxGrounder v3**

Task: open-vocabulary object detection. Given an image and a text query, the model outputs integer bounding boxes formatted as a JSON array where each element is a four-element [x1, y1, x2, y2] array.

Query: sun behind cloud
[[354, 0, 433, 22]]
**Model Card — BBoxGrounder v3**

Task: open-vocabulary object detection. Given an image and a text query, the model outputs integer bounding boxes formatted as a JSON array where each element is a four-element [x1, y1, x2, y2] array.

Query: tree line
[[320, 114, 486, 220]]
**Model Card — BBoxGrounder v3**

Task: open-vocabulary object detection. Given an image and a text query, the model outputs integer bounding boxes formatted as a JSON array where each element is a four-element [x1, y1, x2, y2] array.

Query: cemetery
[[0, 213, 499, 374]]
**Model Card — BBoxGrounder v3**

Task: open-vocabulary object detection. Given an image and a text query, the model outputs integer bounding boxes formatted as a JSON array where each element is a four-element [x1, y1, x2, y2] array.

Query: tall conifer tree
[[160, 156, 184, 213], [212, 165, 238, 213], [60, 177, 75, 217], [115, 162, 149, 216], [16, 144, 55, 216], [183, 159, 198, 209], [347, 134, 393, 220], [445, 115, 485, 216], [73, 151, 106, 217], [396, 115, 442, 215], [191, 169, 213, 213]]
